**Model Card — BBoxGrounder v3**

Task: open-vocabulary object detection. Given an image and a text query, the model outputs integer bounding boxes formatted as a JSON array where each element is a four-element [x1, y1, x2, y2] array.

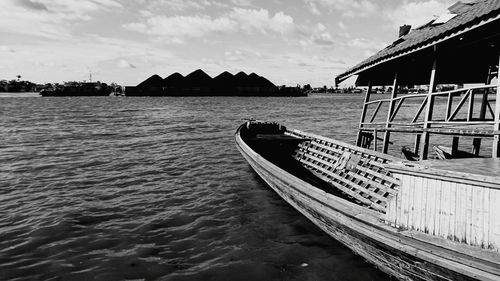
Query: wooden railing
[[360, 85, 497, 129], [357, 85, 500, 158]]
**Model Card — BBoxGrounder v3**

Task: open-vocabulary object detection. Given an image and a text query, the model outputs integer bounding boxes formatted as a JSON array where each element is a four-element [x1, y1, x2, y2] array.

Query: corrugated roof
[[335, 0, 500, 84]]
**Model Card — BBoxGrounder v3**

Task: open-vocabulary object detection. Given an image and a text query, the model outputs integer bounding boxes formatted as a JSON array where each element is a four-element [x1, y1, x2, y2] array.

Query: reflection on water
[[0, 95, 390, 280]]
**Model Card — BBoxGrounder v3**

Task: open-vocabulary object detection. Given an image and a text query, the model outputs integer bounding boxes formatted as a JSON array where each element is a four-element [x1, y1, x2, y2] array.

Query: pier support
[[413, 134, 421, 155], [452, 136, 459, 155], [357, 82, 372, 147], [472, 138, 481, 156], [383, 73, 398, 154], [420, 53, 438, 160]]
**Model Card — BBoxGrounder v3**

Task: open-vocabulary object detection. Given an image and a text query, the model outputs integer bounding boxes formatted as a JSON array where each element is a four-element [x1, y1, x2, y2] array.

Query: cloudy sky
[[0, 0, 456, 86]]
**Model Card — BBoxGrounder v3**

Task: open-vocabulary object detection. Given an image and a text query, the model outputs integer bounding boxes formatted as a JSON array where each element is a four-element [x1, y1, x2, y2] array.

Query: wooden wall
[[385, 173, 500, 251]]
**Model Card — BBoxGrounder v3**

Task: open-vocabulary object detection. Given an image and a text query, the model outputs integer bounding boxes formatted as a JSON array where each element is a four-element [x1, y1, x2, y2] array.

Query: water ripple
[[0, 96, 389, 280]]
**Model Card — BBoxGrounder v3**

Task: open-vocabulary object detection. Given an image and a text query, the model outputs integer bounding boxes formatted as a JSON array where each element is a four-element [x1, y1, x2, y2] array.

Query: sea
[[0, 93, 392, 281]]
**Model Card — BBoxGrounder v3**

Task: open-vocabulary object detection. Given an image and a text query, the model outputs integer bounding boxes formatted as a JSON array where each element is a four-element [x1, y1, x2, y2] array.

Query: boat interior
[[239, 121, 399, 214]]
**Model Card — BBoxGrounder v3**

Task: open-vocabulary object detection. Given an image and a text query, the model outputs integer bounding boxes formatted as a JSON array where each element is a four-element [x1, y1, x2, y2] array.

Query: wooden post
[[472, 138, 481, 156], [356, 82, 372, 146], [467, 91, 474, 121], [420, 53, 438, 160], [383, 73, 398, 153], [474, 65, 492, 156], [413, 134, 421, 155], [451, 136, 459, 155], [493, 53, 500, 157]]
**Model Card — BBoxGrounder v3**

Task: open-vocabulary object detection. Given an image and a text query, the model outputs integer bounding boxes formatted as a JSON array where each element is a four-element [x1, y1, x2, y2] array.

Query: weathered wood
[[492, 52, 500, 157], [237, 121, 500, 280], [389, 99, 403, 122], [446, 92, 454, 121], [468, 91, 475, 122], [357, 82, 372, 146], [414, 134, 421, 155], [412, 96, 428, 123], [448, 90, 471, 121], [452, 136, 460, 155], [472, 138, 482, 156], [383, 73, 398, 153], [369, 101, 383, 123], [420, 55, 438, 160], [386, 158, 500, 251]]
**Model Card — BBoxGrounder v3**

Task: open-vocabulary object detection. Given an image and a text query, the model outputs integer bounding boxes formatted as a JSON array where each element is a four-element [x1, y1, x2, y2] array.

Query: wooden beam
[[448, 90, 471, 121], [472, 138, 481, 156], [451, 136, 459, 155], [389, 99, 404, 122], [411, 96, 428, 123], [446, 92, 453, 121], [493, 52, 500, 157], [467, 91, 474, 121], [479, 93, 489, 121], [369, 101, 383, 123], [383, 73, 398, 153], [413, 134, 421, 155], [359, 82, 372, 125], [487, 100, 495, 118], [357, 82, 372, 146], [420, 54, 438, 160]]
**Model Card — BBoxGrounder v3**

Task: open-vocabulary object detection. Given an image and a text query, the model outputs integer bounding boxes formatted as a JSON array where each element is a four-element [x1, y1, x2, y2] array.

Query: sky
[[0, 0, 457, 86]]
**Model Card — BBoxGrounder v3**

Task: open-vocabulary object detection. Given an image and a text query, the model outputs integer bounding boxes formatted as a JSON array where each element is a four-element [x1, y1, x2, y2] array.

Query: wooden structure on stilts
[[236, 1, 500, 280], [337, 1, 500, 161]]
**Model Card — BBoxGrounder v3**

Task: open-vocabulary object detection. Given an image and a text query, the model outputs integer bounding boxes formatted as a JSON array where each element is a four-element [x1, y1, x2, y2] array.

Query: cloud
[[142, 0, 208, 12], [300, 23, 335, 47], [123, 15, 236, 43], [17, 0, 48, 11], [304, 0, 377, 17], [117, 59, 136, 68], [123, 8, 296, 43], [0, 0, 125, 39], [230, 0, 253, 6], [346, 37, 387, 57], [0, 46, 16, 53], [230, 8, 295, 34], [386, 0, 454, 27]]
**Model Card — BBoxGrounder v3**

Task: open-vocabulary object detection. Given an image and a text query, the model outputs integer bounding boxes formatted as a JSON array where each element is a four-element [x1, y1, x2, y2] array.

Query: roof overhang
[[335, 13, 500, 86]]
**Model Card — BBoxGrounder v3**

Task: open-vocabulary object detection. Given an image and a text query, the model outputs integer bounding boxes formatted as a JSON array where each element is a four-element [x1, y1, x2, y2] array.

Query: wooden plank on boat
[[301, 144, 397, 195], [482, 187, 490, 247], [420, 176, 428, 233], [427, 178, 437, 235], [440, 181, 451, 240], [253, 134, 309, 141], [466, 184, 473, 245], [457, 183, 467, 243], [297, 159, 386, 212], [413, 174, 422, 232], [297, 154, 389, 207], [491, 190, 500, 250], [449, 181, 457, 241], [401, 174, 410, 229], [435, 179, 443, 237]]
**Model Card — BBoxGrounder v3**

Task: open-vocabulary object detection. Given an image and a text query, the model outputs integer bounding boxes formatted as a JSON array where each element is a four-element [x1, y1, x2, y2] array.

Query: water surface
[[0, 95, 391, 280]]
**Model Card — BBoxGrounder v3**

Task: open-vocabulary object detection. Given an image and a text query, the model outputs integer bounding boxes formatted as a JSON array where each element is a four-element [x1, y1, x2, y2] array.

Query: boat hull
[[235, 123, 498, 281]]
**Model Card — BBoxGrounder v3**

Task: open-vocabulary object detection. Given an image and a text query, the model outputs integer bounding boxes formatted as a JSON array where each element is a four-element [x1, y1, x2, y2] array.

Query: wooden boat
[[236, 121, 500, 280], [236, 1, 500, 280]]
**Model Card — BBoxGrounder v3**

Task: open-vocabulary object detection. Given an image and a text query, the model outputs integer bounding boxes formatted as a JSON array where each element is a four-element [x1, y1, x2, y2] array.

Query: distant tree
[[303, 84, 312, 91]]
